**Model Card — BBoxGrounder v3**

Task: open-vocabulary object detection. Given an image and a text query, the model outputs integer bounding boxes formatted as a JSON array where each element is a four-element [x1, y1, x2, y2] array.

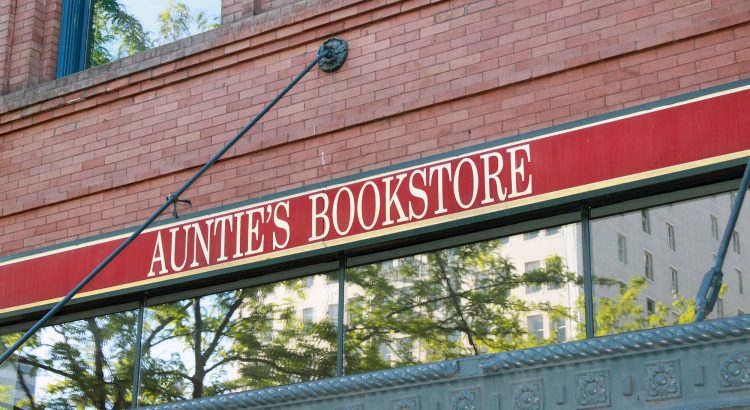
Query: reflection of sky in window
[[13, 327, 66, 405]]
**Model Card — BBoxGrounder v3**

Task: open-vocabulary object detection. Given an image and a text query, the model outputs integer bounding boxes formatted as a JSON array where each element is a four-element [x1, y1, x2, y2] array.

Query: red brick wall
[[0, 0, 61, 93], [221, 0, 307, 25], [222, 0, 259, 25], [1, 0, 750, 255]]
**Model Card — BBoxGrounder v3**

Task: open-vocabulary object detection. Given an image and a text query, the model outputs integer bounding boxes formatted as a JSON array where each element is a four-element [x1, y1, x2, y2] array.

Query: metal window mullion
[[336, 252, 346, 377], [132, 297, 146, 408], [581, 203, 595, 339], [80, 0, 95, 70]]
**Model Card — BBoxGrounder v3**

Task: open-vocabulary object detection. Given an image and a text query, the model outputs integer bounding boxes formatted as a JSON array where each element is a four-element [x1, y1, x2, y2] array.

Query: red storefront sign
[[1, 84, 749, 316]]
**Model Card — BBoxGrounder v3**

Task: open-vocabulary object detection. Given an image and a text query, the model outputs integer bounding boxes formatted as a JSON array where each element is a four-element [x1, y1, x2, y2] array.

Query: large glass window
[[0, 310, 138, 409], [58, 0, 220, 77], [344, 223, 582, 375], [1, 186, 748, 405], [139, 273, 338, 405], [591, 191, 750, 336]]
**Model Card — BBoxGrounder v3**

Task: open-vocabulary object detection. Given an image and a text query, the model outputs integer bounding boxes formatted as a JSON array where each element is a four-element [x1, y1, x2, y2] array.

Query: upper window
[[711, 214, 719, 240], [617, 234, 627, 264], [58, 0, 220, 77], [733, 231, 741, 254], [644, 251, 654, 280], [524, 260, 542, 294], [641, 209, 651, 234], [666, 223, 676, 251]]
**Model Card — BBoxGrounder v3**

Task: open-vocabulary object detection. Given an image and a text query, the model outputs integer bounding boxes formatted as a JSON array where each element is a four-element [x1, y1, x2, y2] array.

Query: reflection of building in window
[[666, 223, 676, 251], [551, 317, 566, 342], [733, 231, 741, 254], [303, 307, 314, 323], [397, 338, 413, 360], [546, 227, 560, 235], [592, 190, 750, 336], [642, 209, 651, 234], [618, 234, 628, 263], [378, 343, 392, 362], [711, 214, 719, 239], [737, 269, 744, 295], [644, 251, 654, 280], [527, 314, 544, 339], [524, 260, 541, 294], [327, 304, 338, 323]]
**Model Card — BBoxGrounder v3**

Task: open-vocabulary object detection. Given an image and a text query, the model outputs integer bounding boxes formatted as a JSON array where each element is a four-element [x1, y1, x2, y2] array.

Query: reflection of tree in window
[[343, 239, 580, 375], [89, 0, 219, 68], [588, 276, 695, 337], [0, 311, 138, 409], [139, 279, 337, 405], [524, 260, 542, 294]]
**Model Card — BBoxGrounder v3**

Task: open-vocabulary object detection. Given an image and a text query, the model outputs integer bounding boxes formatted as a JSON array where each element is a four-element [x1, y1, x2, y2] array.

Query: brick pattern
[[0, 0, 62, 91], [1, 0, 750, 256], [222, 0, 259, 25], [258, 0, 298, 14], [0, 0, 17, 94]]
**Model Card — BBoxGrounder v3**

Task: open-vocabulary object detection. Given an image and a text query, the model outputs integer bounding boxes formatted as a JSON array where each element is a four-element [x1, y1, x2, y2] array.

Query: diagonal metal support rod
[[695, 157, 750, 322], [0, 38, 348, 366]]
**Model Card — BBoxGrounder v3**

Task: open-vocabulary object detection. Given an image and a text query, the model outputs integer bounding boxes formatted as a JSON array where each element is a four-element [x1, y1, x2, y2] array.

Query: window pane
[[89, 0, 220, 69], [641, 209, 651, 234], [591, 191, 750, 336], [644, 251, 653, 280], [345, 223, 582, 375], [0, 310, 138, 409], [140, 273, 337, 404]]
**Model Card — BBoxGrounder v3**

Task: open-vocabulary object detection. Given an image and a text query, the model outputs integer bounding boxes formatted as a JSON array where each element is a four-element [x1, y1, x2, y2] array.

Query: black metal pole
[[695, 157, 750, 321], [0, 38, 348, 366]]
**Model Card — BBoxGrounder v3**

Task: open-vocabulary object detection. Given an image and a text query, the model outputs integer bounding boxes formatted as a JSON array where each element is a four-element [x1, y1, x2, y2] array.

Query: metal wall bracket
[[166, 194, 192, 219], [318, 38, 348, 73]]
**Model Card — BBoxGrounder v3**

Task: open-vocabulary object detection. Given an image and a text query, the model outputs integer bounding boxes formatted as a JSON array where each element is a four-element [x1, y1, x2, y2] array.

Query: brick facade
[[1, 0, 749, 258]]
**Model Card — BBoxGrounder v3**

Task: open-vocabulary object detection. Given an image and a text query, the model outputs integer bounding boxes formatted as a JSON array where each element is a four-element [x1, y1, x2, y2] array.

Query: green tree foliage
[[0, 311, 138, 410], [344, 243, 579, 374], [156, 0, 220, 45], [137, 283, 336, 405], [577, 276, 696, 338], [89, 0, 219, 68], [90, 0, 152, 66]]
